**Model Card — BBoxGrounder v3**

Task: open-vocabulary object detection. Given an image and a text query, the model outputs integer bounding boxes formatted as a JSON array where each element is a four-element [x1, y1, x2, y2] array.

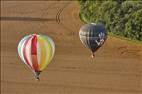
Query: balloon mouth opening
[[35, 71, 41, 81]]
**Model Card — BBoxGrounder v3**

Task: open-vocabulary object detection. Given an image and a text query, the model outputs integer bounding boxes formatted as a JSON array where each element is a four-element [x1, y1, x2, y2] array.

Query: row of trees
[[79, 0, 142, 41]]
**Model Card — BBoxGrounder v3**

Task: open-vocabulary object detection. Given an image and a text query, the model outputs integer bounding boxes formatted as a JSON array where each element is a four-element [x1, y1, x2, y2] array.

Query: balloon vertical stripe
[[23, 38, 33, 70], [31, 35, 37, 54], [37, 42, 41, 65], [38, 36, 48, 70], [31, 35, 39, 71], [39, 36, 52, 70], [43, 35, 55, 59], [18, 35, 31, 65], [43, 37, 52, 63]]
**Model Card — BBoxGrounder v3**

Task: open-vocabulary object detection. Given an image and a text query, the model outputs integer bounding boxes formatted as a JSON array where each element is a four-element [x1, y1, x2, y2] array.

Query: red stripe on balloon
[[23, 37, 33, 70], [31, 35, 37, 54], [31, 35, 39, 71]]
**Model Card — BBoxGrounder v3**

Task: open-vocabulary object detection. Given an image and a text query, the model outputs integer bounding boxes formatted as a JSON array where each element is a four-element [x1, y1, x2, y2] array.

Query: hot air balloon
[[79, 23, 107, 58], [18, 34, 55, 80]]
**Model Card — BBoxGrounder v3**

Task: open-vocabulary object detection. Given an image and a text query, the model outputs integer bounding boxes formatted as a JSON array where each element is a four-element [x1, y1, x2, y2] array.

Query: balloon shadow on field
[[0, 16, 56, 22]]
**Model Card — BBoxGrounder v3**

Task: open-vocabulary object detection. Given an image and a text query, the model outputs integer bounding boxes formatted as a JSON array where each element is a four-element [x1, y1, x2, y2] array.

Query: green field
[[79, 0, 142, 42]]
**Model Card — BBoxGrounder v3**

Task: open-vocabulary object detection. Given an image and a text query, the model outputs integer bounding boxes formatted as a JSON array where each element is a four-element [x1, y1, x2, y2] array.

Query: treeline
[[79, 0, 142, 41]]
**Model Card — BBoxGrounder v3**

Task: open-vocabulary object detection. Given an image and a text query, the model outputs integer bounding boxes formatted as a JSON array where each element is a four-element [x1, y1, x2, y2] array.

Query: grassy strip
[[108, 32, 142, 44]]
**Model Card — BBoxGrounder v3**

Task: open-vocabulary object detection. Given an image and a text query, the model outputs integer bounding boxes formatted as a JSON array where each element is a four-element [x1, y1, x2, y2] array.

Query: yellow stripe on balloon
[[38, 37, 47, 71], [44, 36, 52, 65], [41, 36, 52, 70], [38, 36, 52, 71], [45, 36, 54, 62]]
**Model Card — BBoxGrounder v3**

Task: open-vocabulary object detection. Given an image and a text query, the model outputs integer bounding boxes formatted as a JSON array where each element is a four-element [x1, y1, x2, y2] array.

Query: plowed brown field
[[1, 1, 142, 94]]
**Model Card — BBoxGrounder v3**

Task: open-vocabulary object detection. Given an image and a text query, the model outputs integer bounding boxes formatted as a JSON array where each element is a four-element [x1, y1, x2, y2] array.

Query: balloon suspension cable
[[35, 71, 41, 81], [91, 52, 95, 58]]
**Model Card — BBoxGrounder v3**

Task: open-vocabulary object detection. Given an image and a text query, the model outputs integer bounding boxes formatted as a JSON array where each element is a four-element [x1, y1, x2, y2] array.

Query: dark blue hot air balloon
[[79, 23, 107, 58]]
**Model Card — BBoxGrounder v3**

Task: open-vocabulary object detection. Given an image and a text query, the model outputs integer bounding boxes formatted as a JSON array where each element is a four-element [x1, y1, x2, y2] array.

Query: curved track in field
[[1, 1, 142, 94]]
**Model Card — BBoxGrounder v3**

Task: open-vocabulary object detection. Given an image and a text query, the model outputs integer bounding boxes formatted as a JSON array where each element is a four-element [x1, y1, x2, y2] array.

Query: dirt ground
[[1, 1, 142, 94]]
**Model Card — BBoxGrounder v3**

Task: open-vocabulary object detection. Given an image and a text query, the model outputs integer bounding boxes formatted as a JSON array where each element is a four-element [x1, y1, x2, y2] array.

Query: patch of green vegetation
[[78, 0, 142, 42]]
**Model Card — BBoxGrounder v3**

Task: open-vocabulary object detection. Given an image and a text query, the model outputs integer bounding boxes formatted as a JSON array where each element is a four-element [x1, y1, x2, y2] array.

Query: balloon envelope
[[18, 34, 55, 80], [79, 23, 107, 54]]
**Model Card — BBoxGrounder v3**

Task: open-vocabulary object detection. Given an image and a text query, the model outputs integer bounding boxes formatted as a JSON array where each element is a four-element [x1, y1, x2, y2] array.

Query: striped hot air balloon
[[18, 34, 55, 80], [79, 23, 107, 58]]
